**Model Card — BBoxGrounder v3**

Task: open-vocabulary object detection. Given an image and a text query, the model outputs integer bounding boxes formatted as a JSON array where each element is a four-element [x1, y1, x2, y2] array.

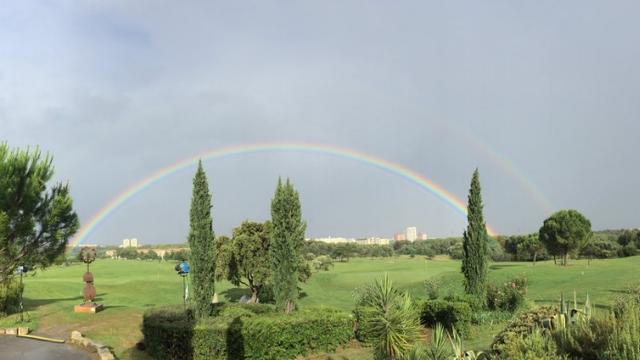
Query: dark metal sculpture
[[80, 247, 97, 303]]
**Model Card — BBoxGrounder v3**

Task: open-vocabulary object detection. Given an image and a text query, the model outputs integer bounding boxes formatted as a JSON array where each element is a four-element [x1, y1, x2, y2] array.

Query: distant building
[[120, 238, 140, 248], [356, 237, 391, 246], [419, 233, 428, 241], [405, 227, 417, 242], [310, 237, 355, 244], [394, 233, 406, 241]]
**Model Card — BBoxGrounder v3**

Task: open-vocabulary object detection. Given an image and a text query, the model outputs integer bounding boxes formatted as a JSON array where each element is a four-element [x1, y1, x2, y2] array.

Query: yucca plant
[[359, 274, 421, 360], [448, 327, 484, 360], [409, 323, 452, 360]]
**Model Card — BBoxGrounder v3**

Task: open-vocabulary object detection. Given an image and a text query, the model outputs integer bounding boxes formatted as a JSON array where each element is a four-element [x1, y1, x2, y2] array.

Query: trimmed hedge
[[418, 299, 471, 335], [143, 303, 352, 360], [241, 309, 352, 359], [142, 306, 195, 360]]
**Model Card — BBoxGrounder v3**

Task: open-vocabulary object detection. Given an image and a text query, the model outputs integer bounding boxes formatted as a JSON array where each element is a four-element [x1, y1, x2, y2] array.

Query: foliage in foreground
[[0, 143, 79, 283], [143, 303, 351, 360], [355, 274, 421, 360]]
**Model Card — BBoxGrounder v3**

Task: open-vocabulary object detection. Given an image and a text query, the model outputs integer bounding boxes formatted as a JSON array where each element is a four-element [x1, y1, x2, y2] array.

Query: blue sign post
[[175, 261, 189, 308]]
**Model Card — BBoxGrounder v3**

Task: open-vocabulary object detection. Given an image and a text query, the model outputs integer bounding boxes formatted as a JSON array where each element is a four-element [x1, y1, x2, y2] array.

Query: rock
[[70, 330, 83, 344], [5, 328, 17, 335], [211, 293, 219, 304], [81, 337, 92, 347], [239, 295, 250, 304], [0, 328, 5, 335], [17, 327, 29, 336], [97, 347, 115, 360]]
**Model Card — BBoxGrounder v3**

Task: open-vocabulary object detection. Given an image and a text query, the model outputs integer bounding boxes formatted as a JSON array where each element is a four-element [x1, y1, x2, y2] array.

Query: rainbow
[[68, 141, 498, 250]]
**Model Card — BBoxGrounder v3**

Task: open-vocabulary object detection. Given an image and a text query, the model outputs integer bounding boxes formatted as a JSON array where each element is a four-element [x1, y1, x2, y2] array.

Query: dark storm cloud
[[1, 1, 639, 244]]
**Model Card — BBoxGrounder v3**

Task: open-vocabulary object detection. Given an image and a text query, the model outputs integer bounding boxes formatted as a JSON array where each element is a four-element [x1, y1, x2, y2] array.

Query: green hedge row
[[143, 303, 352, 360], [417, 299, 472, 335]]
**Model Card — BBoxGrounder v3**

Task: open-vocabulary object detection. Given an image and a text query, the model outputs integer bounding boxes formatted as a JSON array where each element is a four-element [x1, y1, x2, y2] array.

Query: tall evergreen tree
[[187, 161, 216, 318], [461, 169, 489, 301], [269, 178, 306, 313]]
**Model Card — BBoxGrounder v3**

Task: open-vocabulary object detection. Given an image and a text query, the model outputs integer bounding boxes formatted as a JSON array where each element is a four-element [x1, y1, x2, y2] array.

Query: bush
[[490, 306, 557, 354], [496, 329, 567, 360], [142, 306, 195, 360], [424, 278, 440, 300], [0, 279, 22, 316], [143, 304, 351, 360], [486, 276, 527, 312], [353, 306, 377, 342], [418, 299, 471, 336], [241, 308, 352, 359]]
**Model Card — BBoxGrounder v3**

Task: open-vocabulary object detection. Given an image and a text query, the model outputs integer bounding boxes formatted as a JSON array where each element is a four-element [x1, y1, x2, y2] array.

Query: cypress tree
[[269, 178, 306, 313], [188, 161, 216, 318], [461, 168, 489, 302]]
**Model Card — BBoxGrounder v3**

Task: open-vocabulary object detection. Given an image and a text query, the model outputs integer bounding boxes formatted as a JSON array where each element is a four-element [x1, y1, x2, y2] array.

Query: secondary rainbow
[[68, 141, 498, 250]]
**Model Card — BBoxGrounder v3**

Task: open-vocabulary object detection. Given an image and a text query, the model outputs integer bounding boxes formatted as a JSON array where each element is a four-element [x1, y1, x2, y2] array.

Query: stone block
[[70, 330, 83, 344], [74, 303, 104, 313], [5, 328, 17, 335], [17, 327, 29, 336], [97, 347, 115, 360]]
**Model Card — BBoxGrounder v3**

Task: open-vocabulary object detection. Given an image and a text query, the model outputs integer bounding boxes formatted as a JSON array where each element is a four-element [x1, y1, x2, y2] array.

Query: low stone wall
[[70, 330, 115, 360], [0, 327, 29, 336]]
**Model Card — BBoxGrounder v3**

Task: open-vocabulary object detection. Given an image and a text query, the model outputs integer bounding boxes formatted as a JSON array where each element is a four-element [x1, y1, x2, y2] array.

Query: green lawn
[[1, 256, 637, 359]]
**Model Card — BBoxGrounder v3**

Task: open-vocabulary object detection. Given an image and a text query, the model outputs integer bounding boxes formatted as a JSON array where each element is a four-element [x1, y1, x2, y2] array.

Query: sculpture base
[[74, 303, 104, 314]]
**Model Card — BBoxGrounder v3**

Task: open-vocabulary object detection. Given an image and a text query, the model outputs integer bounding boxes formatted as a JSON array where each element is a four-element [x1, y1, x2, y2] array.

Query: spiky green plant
[[448, 327, 484, 360], [359, 274, 420, 360]]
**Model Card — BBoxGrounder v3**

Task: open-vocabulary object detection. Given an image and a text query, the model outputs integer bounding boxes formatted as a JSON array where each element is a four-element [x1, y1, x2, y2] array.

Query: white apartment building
[[405, 227, 418, 242]]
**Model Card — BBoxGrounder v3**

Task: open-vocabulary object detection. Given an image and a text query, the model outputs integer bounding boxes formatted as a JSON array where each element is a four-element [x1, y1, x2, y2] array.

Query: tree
[[0, 144, 79, 282], [269, 178, 306, 313], [215, 221, 270, 303], [539, 209, 592, 266], [461, 169, 489, 301], [187, 161, 216, 317]]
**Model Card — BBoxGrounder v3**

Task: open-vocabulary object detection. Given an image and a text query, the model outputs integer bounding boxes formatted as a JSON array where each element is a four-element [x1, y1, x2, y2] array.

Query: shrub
[[355, 275, 420, 360], [424, 278, 440, 300], [142, 306, 195, 360], [604, 303, 640, 360], [418, 299, 471, 336], [353, 306, 377, 342], [496, 329, 567, 360], [486, 276, 527, 312], [0, 279, 22, 315], [143, 304, 351, 360], [241, 308, 352, 359], [490, 306, 557, 354]]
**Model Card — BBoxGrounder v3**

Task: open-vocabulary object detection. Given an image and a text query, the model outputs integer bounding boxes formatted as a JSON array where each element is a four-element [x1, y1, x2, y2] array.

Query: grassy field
[[1, 256, 638, 359]]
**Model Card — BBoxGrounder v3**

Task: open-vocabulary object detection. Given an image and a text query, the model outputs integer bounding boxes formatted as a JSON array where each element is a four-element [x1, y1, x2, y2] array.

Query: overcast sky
[[1, 1, 639, 245]]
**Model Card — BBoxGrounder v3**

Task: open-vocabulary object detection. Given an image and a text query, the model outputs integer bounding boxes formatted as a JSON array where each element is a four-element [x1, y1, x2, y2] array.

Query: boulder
[[70, 330, 83, 344], [5, 328, 17, 335], [17, 327, 29, 336], [97, 347, 115, 360]]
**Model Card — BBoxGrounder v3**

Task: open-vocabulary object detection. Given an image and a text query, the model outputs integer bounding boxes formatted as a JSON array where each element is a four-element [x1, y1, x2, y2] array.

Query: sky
[[1, 1, 639, 245]]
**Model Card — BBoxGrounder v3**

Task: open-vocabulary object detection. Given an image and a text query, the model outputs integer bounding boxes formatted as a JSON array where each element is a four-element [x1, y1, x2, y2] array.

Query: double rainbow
[[69, 141, 498, 250]]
